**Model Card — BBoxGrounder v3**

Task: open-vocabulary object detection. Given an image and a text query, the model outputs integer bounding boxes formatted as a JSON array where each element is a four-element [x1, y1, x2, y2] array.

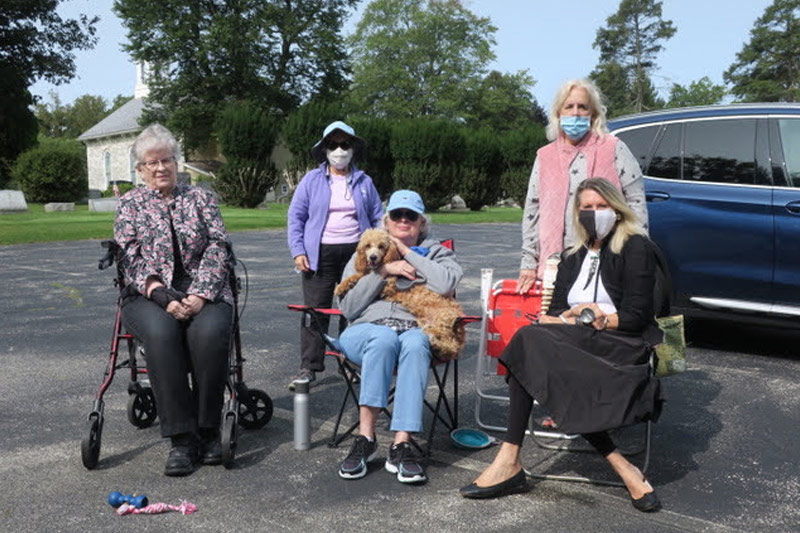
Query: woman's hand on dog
[[293, 254, 311, 272], [380, 260, 417, 280]]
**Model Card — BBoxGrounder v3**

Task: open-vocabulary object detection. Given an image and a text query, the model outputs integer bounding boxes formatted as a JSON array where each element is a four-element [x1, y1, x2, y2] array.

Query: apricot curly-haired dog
[[335, 229, 465, 360]]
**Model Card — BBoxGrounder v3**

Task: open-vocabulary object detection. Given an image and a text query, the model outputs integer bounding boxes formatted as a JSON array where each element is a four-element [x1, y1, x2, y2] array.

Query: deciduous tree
[[667, 77, 726, 108], [0, 0, 98, 184], [348, 0, 496, 119], [724, 0, 800, 102], [114, 0, 357, 149]]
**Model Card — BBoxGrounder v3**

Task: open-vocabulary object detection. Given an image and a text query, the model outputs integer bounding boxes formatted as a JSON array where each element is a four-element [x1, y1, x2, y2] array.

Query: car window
[[778, 118, 800, 187], [647, 123, 681, 180], [684, 119, 756, 184], [615, 125, 659, 171]]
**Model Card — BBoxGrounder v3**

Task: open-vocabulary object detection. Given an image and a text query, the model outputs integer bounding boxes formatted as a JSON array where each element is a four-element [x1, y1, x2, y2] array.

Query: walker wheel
[[221, 411, 238, 469], [81, 415, 103, 469], [238, 389, 273, 430], [127, 388, 157, 428]]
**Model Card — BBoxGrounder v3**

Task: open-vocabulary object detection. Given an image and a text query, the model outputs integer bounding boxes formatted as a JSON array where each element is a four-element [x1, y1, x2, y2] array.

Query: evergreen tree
[[724, 0, 800, 102], [114, 0, 357, 150], [592, 0, 675, 113]]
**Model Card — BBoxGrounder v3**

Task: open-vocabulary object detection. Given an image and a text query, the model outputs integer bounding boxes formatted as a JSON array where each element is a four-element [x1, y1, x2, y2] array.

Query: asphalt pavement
[[1, 222, 798, 532]]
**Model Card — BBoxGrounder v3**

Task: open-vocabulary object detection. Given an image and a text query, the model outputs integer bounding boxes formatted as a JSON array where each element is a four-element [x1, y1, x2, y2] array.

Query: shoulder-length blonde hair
[[546, 79, 609, 141], [568, 178, 644, 256]]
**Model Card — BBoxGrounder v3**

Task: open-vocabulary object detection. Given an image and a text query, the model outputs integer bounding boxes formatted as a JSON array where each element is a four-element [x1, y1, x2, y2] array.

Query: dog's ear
[[385, 238, 401, 263], [354, 246, 368, 273]]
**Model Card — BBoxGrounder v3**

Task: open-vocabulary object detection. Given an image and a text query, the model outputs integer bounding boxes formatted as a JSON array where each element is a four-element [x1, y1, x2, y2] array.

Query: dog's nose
[[368, 253, 378, 263]]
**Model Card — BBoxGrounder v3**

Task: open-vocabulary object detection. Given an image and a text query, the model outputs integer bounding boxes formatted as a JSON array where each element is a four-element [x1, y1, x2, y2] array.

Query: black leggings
[[505, 374, 616, 457]]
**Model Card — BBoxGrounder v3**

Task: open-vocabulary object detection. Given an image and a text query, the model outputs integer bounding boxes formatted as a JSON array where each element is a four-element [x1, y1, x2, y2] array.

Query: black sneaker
[[385, 441, 427, 484], [288, 369, 316, 391], [338, 435, 378, 479]]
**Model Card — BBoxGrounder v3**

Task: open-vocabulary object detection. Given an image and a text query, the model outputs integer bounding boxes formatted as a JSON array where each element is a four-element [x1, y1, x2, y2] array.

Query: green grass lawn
[[0, 203, 522, 245]]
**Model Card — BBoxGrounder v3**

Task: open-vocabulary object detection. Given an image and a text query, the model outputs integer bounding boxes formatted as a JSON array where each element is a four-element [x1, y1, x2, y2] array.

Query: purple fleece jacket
[[287, 163, 383, 271]]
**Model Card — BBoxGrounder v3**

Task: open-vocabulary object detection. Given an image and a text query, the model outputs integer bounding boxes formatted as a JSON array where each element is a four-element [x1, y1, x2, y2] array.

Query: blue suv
[[608, 104, 800, 322]]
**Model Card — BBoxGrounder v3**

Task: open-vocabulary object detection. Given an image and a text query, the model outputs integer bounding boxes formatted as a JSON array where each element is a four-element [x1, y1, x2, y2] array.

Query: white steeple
[[134, 61, 151, 99]]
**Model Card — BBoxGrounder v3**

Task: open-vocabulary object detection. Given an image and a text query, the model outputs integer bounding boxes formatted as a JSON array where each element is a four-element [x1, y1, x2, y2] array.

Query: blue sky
[[32, 0, 773, 111]]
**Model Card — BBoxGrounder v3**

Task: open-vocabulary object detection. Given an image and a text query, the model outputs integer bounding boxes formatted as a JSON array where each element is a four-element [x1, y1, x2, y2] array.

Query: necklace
[[582, 252, 600, 291]]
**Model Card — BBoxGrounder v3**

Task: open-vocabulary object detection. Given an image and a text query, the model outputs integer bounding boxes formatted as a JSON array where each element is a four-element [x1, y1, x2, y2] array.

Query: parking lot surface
[[1, 223, 798, 532]]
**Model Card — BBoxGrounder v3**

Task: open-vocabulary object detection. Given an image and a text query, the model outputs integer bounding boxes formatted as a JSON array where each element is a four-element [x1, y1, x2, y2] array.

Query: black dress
[[499, 234, 665, 435]]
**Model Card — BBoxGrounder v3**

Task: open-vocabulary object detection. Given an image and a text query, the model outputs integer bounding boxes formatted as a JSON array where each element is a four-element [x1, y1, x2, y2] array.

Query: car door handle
[[785, 200, 800, 214], [646, 191, 670, 202]]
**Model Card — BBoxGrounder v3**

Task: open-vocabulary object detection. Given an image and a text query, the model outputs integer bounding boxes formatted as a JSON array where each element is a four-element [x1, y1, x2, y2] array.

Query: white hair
[[546, 79, 609, 141], [132, 123, 181, 163]]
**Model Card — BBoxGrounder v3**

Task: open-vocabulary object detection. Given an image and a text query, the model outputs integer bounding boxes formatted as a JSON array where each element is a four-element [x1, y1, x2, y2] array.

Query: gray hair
[[546, 79, 609, 141], [381, 212, 431, 243], [132, 123, 181, 163]]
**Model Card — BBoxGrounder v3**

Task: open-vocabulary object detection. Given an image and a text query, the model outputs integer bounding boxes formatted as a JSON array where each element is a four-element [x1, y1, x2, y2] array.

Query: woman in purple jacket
[[115, 124, 234, 477], [287, 121, 383, 389]]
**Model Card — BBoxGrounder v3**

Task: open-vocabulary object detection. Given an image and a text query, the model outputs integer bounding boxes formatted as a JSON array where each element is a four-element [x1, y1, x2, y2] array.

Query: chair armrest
[[287, 304, 343, 316]]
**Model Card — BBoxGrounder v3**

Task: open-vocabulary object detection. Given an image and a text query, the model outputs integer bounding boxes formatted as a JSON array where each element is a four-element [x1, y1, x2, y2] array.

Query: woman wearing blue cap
[[287, 121, 383, 389], [335, 190, 463, 484]]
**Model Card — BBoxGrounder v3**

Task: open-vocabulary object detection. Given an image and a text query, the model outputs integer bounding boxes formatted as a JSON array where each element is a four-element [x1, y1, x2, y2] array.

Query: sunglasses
[[324, 140, 352, 151], [389, 209, 420, 222]]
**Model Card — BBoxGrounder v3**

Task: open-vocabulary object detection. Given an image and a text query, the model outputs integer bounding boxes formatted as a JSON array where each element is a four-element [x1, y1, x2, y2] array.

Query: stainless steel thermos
[[293, 381, 310, 450]]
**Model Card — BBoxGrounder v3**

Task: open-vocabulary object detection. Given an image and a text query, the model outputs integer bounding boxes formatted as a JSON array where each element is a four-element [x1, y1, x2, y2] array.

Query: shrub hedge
[[12, 138, 87, 202]]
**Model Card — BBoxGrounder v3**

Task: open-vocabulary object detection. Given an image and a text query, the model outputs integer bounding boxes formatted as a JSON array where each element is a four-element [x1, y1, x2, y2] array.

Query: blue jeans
[[338, 323, 431, 433]]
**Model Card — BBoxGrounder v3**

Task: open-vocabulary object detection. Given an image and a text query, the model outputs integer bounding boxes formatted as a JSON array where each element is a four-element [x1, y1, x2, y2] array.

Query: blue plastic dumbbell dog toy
[[108, 491, 149, 509]]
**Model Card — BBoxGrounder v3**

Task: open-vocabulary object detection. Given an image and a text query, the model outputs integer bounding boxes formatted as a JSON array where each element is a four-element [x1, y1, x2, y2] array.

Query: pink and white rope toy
[[116, 500, 198, 516]]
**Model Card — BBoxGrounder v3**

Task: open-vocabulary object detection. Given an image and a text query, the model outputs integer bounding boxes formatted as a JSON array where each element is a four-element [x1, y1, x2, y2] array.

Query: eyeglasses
[[140, 157, 176, 171], [389, 209, 420, 222], [324, 140, 352, 151]]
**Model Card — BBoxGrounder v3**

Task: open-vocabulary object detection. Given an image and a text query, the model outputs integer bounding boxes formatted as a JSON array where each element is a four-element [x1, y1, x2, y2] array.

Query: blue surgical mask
[[560, 116, 591, 141]]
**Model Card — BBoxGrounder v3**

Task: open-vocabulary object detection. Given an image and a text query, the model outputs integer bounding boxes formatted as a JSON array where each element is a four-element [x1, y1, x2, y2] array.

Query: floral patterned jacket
[[114, 183, 233, 305]]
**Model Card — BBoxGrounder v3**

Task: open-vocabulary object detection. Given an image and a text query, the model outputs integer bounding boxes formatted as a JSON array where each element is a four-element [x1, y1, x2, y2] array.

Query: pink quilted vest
[[536, 133, 621, 279]]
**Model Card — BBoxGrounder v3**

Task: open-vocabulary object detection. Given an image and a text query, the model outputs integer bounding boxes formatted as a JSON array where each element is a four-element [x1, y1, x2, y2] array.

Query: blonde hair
[[381, 212, 430, 243], [546, 79, 608, 141], [568, 178, 644, 256], [132, 123, 181, 164]]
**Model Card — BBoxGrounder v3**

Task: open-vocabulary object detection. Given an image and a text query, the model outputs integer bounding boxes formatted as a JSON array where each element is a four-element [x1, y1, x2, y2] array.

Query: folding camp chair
[[473, 267, 655, 486], [288, 239, 479, 456]]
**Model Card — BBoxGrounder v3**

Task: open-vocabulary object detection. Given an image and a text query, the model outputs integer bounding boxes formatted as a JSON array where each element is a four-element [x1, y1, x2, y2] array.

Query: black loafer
[[631, 490, 661, 512], [459, 469, 529, 499], [164, 445, 198, 477], [200, 437, 222, 466]]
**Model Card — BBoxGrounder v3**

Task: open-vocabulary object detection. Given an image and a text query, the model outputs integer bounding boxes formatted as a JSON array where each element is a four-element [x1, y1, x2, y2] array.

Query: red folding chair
[[473, 268, 652, 486]]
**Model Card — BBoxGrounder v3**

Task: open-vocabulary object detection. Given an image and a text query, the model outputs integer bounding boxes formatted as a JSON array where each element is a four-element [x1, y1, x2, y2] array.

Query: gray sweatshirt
[[338, 237, 463, 325]]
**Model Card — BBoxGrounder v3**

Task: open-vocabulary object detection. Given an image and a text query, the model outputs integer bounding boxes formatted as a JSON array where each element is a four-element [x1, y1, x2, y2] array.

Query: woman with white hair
[[115, 123, 234, 477], [516, 79, 648, 294]]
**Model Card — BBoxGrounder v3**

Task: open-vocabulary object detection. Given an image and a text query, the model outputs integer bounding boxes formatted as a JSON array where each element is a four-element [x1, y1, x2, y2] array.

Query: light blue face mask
[[560, 115, 591, 141]]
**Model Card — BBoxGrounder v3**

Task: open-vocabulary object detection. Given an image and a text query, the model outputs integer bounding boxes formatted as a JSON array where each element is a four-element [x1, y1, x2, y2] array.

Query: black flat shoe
[[631, 490, 661, 512], [164, 445, 198, 477], [459, 469, 529, 499]]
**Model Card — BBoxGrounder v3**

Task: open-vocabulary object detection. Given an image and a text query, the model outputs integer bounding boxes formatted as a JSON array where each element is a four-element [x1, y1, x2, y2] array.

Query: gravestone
[[44, 202, 75, 212], [88, 198, 118, 212], [0, 190, 28, 213]]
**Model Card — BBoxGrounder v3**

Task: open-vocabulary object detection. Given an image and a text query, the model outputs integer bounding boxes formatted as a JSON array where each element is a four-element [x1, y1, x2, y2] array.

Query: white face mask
[[327, 148, 353, 171]]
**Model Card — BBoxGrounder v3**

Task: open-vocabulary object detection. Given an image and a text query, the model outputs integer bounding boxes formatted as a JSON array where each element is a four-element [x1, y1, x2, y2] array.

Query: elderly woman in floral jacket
[[115, 123, 233, 477]]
